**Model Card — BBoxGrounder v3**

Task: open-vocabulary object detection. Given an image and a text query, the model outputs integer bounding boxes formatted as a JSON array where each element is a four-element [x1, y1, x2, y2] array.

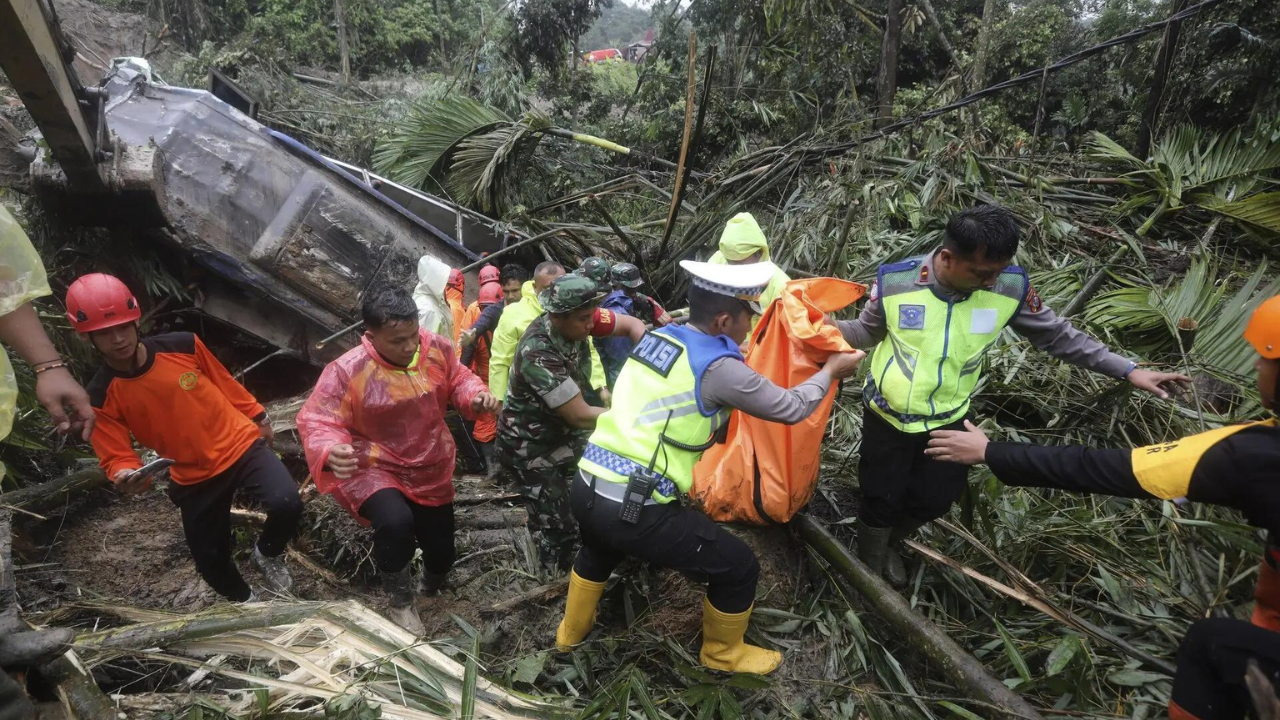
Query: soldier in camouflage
[[496, 273, 646, 571], [578, 257, 612, 286]]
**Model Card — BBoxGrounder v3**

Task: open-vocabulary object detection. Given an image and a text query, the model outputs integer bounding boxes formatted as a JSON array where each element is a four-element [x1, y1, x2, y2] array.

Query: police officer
[[496, 273, 645, 571], [555, 261, 865, 674], [925, 295, 1280, 720], [832, 204, 1189, 586]]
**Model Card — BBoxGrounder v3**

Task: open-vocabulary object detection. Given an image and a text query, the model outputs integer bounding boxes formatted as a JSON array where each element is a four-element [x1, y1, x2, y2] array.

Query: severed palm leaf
[[372, 96, 512, 194], [1201, 191, 1280, 236]]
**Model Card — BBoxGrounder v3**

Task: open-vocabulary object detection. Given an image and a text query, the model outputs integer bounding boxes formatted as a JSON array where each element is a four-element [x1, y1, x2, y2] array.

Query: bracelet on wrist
[[34, 362, 68, 375], [31, 357, 62, 370]]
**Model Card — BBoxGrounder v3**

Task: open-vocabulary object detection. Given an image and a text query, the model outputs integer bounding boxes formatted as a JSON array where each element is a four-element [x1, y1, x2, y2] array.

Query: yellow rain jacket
[[708, 212, 791, 322], [487, 280, 606, 401], [0, 207, 53, 477]]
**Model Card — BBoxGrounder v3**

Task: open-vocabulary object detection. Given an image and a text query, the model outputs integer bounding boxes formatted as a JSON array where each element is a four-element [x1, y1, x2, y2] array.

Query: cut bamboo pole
[[794, 515, 1045, 720], [75, 603, 326, 650]]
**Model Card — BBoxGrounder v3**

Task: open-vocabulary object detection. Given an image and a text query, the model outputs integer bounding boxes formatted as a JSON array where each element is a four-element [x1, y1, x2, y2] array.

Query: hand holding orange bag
[[691, 277, 866, 524]]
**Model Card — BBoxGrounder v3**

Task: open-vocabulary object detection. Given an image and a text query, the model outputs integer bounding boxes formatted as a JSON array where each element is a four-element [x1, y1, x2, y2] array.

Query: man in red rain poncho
[[297, 284, 499, 635]]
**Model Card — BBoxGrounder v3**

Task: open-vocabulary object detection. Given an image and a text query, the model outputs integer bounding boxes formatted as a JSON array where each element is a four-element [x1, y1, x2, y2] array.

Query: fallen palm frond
[[74, 600, 565, 720]]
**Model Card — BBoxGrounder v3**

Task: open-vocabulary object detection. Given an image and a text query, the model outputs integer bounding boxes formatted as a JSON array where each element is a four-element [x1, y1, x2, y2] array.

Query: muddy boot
[[0, 627, 74, 667], [885, 520, 927, 589], [0, 667, 34, 720], [252, 546, 293, 594], [856, 520, 892, 577], [382, 566, 424, 636], [480, 443, 496, 480], [419, 570, 449, 597], [0, 605, 72, 667]]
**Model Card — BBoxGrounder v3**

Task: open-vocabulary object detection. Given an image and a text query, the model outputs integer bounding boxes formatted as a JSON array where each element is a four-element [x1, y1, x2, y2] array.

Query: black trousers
[[358, 488, 456, 575], [570, 472, 759, 613], [1172, 617, 1280, 720], [448, 412, 486, 474], [167, 440, 303, 601], [858, 406, 971, 529]]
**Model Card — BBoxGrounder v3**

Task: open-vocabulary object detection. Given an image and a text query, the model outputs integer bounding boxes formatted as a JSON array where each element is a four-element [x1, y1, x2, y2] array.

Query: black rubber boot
[[885, 519, 927, 589], [856, 520, 892, 577], [419, 571, 449, 596], [382, 566, 424, 635]]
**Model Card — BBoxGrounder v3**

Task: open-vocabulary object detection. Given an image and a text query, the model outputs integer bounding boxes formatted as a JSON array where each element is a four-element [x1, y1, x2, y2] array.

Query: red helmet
[[479, 264, 499, 284], [447, 268, 465, 291], [66, 273, 141, 333], [479, 281, 504, 305]]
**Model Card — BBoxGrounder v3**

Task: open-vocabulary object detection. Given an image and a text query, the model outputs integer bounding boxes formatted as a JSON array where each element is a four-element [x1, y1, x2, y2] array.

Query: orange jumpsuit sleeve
[[89, 397, 143, 480], [193, 335, 265, 420]]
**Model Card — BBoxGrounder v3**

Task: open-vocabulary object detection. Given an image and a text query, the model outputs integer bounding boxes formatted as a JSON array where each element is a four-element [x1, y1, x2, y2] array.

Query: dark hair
[[501, 263, 530, 285], [943, 205, 1020, 261], [534, 260, 565, 277], [688, 285, 751, 326], [361, 284, 418, 330]]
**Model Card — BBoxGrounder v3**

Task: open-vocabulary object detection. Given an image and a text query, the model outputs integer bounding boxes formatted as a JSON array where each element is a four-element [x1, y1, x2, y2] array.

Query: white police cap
[[679, 260, 777, 314]]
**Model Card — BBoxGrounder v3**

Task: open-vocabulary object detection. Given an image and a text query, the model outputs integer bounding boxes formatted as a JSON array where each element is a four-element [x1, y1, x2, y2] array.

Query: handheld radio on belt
[[619, 411, 673, 524]]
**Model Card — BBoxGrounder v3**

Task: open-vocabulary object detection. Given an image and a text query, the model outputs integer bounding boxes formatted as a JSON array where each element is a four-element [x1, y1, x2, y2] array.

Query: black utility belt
[[578, 470, 666, 524]]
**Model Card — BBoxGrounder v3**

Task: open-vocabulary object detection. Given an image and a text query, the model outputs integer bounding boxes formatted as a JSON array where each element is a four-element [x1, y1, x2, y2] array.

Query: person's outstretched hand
[[1127, 368, 1192, 400], [36, 368, 96, 440], [824, 350, 866, 380], [925, 420, 989, 465]]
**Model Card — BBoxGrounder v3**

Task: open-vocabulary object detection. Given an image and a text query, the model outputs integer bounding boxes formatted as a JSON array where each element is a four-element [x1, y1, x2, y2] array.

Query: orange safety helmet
[[447, 268, 465, 291], [66, 273, 141, 333], [479, 264, 500, 284], [478, 281, 504, 305], [1245, 295, 1280, 360]]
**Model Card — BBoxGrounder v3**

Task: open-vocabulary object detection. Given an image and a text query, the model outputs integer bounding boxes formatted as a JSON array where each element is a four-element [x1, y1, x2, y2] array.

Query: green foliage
[[513, 0, 614, 76]]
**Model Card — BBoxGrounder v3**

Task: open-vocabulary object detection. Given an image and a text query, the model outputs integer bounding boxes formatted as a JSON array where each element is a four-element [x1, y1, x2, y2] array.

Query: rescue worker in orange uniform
[[925, 295, 1280, 720], [70, 273, 301, 602], [461, 264, 501, 332], [446, 268, 467, 352]]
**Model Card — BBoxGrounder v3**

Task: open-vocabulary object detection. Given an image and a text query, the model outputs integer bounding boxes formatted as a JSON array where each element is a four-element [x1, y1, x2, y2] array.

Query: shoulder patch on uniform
[[597, 308, 614, 324], [1025, 286, 1043, 314], [629, 332, 683, 377], [880, 258, 920, 274]]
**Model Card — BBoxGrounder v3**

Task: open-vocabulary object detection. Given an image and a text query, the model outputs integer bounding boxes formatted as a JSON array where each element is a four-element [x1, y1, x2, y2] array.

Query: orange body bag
[[690, 277, 865, 524]]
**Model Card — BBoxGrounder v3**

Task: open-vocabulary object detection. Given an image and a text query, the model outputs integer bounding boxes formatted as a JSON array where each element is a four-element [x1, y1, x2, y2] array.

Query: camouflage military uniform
[[579, 257, 612, 286], [496, 275, 604, 571]]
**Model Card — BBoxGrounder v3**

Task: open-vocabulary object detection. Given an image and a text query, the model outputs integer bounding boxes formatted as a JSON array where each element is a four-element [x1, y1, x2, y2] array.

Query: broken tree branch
[[0, 469, 108, 517], [794, 515, 1045, 720]]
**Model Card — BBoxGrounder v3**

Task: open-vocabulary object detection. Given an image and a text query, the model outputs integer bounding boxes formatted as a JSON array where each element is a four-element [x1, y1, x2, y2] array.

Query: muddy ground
[[10, 466, 849, 714]]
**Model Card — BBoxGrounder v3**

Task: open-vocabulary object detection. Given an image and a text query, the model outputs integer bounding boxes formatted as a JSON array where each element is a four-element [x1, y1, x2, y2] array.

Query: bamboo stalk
[[656, 31, 701, 259], [75, 603, 326, 650], [39, 651, 116, 720], [794, 515, 1045, 720]]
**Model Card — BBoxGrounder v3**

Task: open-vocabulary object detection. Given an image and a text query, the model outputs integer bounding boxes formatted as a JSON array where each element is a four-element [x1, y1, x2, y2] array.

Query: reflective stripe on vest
[[579, 326, 740, 503], [864, 257, 1026, 433]]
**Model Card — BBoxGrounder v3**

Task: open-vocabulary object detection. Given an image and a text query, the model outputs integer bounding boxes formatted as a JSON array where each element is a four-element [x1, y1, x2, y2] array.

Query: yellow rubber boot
[[555, 570, 607, 652], [699, 598, 783, 675]]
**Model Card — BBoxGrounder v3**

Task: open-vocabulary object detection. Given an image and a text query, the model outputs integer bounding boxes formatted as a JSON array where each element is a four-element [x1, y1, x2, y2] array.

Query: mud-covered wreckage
[[2, 0, 515, 364]]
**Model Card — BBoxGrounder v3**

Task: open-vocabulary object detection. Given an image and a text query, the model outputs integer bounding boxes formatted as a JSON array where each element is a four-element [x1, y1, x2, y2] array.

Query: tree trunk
[[796, 515, 1046, 720], [333, 0, 351, 83], [918, 0, 957, 67], [969, 0, 1000, 129], [874, 0, 904, 129], [1136, 0, 1190, 159]]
